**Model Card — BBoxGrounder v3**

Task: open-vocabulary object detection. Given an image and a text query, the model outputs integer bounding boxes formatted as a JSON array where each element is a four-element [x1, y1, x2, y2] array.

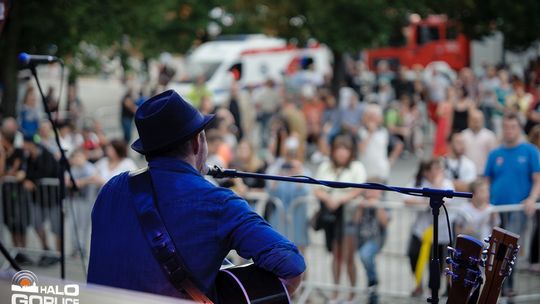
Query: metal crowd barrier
[[2, 180, 538, 302], [0, 177, 97, 273], [243, 192, 540, 303], [278, 197, 540, 304]]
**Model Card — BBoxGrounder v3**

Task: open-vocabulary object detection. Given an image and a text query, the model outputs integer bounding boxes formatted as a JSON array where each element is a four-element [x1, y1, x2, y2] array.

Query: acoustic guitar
[[216, 263, 291, 304], [477, 227, 519, 304], [445, 234, 484, 304]]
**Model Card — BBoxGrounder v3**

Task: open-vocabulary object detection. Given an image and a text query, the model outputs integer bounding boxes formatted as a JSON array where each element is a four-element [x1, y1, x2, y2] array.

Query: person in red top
[[433, 86, 454, 157]]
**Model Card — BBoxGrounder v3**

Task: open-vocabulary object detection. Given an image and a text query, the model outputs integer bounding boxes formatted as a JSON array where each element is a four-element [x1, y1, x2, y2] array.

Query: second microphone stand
[[208, 166, 473, 304], [29, 64, 78, 280]]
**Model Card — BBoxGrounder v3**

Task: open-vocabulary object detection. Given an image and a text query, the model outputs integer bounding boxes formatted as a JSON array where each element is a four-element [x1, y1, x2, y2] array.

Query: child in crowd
[[355, 178, 390, 304], [68, 149, 100, 257], [455, 179, 500, 241], [19, 86, 40, 138]]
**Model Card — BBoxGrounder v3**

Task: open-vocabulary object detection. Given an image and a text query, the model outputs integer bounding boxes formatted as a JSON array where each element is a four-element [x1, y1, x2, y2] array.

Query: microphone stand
[[0, 240, 21, 271], [207, 166, 473, 304], [29, 64, 78, 280]]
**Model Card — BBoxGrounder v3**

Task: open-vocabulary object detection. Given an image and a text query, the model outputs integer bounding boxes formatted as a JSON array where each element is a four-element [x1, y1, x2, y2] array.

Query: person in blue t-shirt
[[484, 113, 540, 296], [88, 90, 305, 302]]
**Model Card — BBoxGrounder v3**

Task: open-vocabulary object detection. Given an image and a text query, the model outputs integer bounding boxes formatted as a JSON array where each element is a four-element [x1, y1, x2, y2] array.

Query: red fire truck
[[365, 14, 470, 70]]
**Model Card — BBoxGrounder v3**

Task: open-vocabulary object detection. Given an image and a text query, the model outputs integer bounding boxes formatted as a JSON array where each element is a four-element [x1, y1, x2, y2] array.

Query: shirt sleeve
[[314, 161, 331, 192], [461, 159, 477, 183], [351, 161, 367, 183], [484, 151, 495, 179], [219, 196, 306, 279], [529, 145, 540, 173]]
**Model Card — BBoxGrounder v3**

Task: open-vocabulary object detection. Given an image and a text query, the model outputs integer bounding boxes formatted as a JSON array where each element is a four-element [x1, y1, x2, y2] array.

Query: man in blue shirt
[[87, 90, 305, 301], [483, 113, 540, 295]]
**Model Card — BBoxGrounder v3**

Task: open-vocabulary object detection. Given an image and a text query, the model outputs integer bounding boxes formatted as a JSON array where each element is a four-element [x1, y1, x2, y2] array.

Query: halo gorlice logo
[[11, 270, 79, 304]]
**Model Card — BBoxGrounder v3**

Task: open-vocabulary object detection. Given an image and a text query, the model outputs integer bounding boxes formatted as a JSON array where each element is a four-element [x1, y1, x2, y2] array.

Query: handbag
[[310, 200, 336, 231]]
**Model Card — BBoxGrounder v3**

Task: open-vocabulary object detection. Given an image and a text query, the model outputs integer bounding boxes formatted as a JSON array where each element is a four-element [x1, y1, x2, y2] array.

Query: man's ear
[[191, 133, 200, 155]]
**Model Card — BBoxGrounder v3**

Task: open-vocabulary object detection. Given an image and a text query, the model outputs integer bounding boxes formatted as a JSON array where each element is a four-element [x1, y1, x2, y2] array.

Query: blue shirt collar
[[148, 157, 201, 176]]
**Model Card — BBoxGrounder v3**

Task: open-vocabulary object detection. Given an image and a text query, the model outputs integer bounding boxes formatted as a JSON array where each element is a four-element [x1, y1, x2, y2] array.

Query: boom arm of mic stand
[[207, 165, 472, 199]]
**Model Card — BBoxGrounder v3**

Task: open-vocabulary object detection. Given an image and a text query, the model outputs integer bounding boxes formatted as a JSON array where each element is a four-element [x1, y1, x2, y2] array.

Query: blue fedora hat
[[131, 90, 215, 155]]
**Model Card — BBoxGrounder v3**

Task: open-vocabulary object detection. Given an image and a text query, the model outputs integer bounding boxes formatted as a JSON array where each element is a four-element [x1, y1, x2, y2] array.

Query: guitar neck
[[477, 227, 519, 304]]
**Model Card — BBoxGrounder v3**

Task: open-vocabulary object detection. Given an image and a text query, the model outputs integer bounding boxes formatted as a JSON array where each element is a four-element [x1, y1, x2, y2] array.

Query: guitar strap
[[128, 168, 213, 304]]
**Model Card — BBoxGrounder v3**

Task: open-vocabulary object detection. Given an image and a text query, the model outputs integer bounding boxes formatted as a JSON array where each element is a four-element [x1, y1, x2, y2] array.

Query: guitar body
[[216, 263, 290, 304], [477, 227, 519, 304], [446, 235, 484, 304]]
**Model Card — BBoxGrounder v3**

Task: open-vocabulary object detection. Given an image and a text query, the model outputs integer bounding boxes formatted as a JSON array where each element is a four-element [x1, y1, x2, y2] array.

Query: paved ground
[[1, 75, 539, 303]]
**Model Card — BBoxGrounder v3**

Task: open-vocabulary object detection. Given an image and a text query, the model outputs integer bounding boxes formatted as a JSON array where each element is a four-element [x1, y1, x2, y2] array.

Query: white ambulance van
[[169, 34, 332, 105]]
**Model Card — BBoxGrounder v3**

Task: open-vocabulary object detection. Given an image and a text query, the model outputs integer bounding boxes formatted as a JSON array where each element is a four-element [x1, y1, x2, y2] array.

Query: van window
[[229, 63, 242, 80], [180, 61, 221, 83]]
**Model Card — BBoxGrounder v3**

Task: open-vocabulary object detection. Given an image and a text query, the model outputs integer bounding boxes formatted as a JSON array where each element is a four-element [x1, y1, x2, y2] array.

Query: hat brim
[[131, 114, 216, 155]]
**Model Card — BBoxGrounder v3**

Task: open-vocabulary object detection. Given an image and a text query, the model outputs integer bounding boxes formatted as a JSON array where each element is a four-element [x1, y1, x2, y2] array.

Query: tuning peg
[[447, 246, 462, 259], [469, 257, 482, 265], [446, 257, 459, 268], [484, 236, 491, 243], [466, 269, 482, 277], [464, 278, 478, 287], [445, 268, 459, 280], [500, 270, 512, 277]]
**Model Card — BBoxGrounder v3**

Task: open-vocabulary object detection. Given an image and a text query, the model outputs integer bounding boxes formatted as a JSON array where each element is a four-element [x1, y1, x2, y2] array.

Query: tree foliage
[[410, 0, 540, 51], [2, 0, 540, 116], [0, 0, 216, 116]]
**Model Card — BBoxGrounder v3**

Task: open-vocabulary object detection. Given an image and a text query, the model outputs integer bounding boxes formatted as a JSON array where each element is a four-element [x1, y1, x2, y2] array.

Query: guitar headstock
[[478, 226, 520, 304], [445, 234, 484, 304]]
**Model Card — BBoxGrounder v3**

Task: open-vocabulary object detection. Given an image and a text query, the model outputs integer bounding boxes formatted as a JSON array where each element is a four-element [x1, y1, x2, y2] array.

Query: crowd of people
[[193, 58, 540, 301], [1, 83, 137, 267], [2, 56, 540, 302]]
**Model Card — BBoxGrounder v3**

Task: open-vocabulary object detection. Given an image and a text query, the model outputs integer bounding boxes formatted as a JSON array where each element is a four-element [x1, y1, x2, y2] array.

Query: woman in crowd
[[95, 139, 137, 184], [451, 86, 475, 133], [354, 178, 390, 304], [405, 158, 454, 297], [120, 89, 137, 143], [314, 131, 366, 301], [506, 80, 534, 122], [433, 87, 454, 157], [19, 86, 40, 139]]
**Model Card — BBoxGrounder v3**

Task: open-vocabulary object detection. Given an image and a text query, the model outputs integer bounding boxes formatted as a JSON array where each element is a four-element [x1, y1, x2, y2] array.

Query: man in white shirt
[[444, 132, 477, 192], [462, 110, 497, 175], [358, 103, 402, 181]]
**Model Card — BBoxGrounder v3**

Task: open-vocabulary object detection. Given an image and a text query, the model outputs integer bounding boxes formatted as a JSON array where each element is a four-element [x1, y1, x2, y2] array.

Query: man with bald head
[[462, 109, 497, 175]]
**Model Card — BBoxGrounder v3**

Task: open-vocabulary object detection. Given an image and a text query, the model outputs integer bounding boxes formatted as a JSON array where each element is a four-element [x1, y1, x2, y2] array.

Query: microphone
[[18, 52, 60, 66], [205, 165, 238, 178]]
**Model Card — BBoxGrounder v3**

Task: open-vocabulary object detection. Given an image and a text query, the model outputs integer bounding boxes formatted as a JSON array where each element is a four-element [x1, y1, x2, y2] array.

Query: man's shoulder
[[187, 177, 246, 205], [98, 171, 130, 195], [489, 145, 506, 155], [519, 142, 539, 152]]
